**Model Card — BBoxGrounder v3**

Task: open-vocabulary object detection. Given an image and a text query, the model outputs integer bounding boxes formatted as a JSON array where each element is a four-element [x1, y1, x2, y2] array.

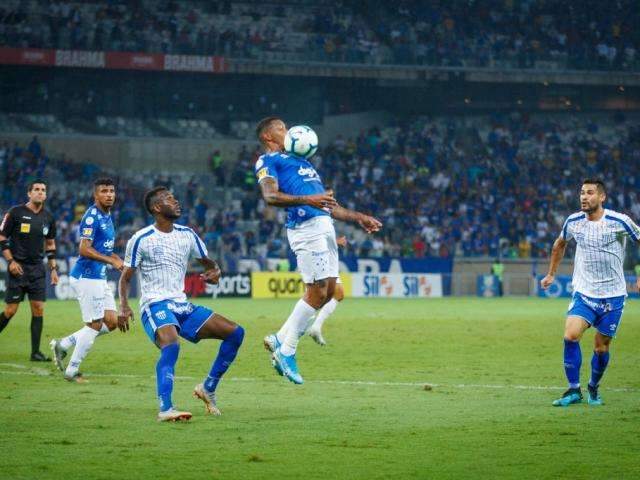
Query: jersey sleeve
[[189, 229, 208, 259], [255, 154, 278, 183], [622, 214, 640, 242], [0, 208, 16, 238], [560, 216, 574, 241], [124, 235, 142, 268], [79, 209, 98, 241]]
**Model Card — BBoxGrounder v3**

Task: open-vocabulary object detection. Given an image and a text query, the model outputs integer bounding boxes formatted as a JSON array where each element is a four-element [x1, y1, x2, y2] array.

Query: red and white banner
[[0, 47, 227, 73]]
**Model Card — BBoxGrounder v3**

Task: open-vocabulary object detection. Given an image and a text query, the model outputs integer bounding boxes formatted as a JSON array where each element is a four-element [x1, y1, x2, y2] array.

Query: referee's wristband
[[46, 249, 57, 260]]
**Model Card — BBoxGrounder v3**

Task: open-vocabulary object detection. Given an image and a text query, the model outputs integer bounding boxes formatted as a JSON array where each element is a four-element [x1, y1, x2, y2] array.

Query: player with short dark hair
[[50, 178, 125, 382], [541, 179, 640, 406], [0, 180, 58, 361], [119, 187, 244, 422], [256, 117, 382, 384]]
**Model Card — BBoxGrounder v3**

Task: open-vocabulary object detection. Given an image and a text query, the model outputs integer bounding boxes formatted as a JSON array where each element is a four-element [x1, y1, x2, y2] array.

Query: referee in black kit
[[0, 180, 59, 361]]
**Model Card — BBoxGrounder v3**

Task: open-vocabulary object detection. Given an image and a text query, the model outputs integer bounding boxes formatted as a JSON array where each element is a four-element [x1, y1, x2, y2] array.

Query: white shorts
[[287, 216, 339, 284], [70, 277, 116, 323]]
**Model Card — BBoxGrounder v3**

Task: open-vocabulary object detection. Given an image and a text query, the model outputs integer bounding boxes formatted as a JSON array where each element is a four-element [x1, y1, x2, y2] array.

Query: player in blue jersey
[[255, 117, 382, 384], [50, 178, 125, 382]]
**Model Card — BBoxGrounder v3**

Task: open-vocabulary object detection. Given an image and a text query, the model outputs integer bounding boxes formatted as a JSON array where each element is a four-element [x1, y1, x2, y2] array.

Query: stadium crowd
[[2, 113, 639, 268], [0, 0, 638, 71]]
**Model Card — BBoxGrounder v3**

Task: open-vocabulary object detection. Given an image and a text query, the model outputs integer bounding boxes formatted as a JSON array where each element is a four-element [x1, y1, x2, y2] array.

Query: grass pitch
[[0, 297, 639, 480]]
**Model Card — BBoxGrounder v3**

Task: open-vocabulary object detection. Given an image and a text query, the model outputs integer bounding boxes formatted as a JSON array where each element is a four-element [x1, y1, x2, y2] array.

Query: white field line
[[0, 363, 637, 392]]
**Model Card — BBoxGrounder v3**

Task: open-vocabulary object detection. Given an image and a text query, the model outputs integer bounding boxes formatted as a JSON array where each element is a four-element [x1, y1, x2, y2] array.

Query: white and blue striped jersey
[[124, 224, 207, 312], [561, 209, 640, 298]]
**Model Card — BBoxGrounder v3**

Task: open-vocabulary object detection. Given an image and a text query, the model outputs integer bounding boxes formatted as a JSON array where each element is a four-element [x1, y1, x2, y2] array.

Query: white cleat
[[157, 408, 192, 422], [49, 339, 67, 372], [64, 372, 88, 383], [308, 329, 327, 346], [193, 383, 221, 416], [263, 333, 281, 353]]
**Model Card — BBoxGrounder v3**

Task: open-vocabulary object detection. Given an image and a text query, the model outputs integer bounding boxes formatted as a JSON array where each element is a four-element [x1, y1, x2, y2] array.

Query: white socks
[[64, 325, 101, 376], [60, 323, 109, 350], [97, 323, 110, 336], [279, 300, 317, 356], [59, 331, 78, 351], [309, 298, 339, 332]]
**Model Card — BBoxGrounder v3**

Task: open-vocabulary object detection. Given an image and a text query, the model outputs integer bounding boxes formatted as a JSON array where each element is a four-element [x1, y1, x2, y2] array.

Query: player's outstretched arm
[[79, 239, 124, 271], [197, 257, 222, 285], [117, 266, 135, 332], [259, 178, 337, 210], [540, 237, 567, 289], [331, 204, 382, 234]]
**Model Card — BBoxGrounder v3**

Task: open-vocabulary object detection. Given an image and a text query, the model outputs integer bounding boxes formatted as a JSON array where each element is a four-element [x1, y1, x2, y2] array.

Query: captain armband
[[0, 239, 9, 251]]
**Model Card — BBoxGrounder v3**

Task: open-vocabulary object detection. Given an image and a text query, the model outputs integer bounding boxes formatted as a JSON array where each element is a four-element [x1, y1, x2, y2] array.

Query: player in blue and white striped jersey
[[541, 179, 640, 406], [118, 187, 244, 422]]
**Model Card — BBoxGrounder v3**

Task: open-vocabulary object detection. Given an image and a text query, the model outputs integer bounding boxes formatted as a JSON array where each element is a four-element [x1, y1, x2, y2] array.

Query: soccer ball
[[284, 125, 318, 159]]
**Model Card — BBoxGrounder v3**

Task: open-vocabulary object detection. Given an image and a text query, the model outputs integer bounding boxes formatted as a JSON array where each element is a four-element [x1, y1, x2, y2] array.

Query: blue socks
[[157, 343, 180, 412], [563, 339, 582, 388], [204, 326, 245, 393], [589, 351, 610, 388]]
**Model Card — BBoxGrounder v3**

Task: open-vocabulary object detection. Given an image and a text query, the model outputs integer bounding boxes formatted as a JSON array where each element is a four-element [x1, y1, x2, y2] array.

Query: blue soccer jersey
[[70, 205, 115, 280], [255, 151, 330, 228]]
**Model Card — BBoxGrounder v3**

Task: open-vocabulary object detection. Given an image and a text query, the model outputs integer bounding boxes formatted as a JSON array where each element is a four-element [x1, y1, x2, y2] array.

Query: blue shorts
[[567, 292, 625, 337], [141, 300, 213, 344]]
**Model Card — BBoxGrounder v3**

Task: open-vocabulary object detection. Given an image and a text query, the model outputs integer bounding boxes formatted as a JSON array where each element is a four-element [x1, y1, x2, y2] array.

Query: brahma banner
[[0, 47, 227, 73], [351, 273, 443, 298]]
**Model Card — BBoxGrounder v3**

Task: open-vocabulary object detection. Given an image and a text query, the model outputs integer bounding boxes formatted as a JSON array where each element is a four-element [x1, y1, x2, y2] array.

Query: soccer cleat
[[270, 356, 284, 376], [30, 351, 51, 362], [587, 384, 603, 406], [157, 408, 192, 422], [263, 333, 281, 353], [308, 328, 326, 346], [272, 349, 303, 385], [64, 372, 88, 384], [552, 388, 583, 407], [193, 383, 221, 415], [49, 339, 67, 371]]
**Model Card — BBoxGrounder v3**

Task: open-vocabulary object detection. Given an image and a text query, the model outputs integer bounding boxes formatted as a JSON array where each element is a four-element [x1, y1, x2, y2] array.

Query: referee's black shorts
[[5, 263, 47, 303]]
